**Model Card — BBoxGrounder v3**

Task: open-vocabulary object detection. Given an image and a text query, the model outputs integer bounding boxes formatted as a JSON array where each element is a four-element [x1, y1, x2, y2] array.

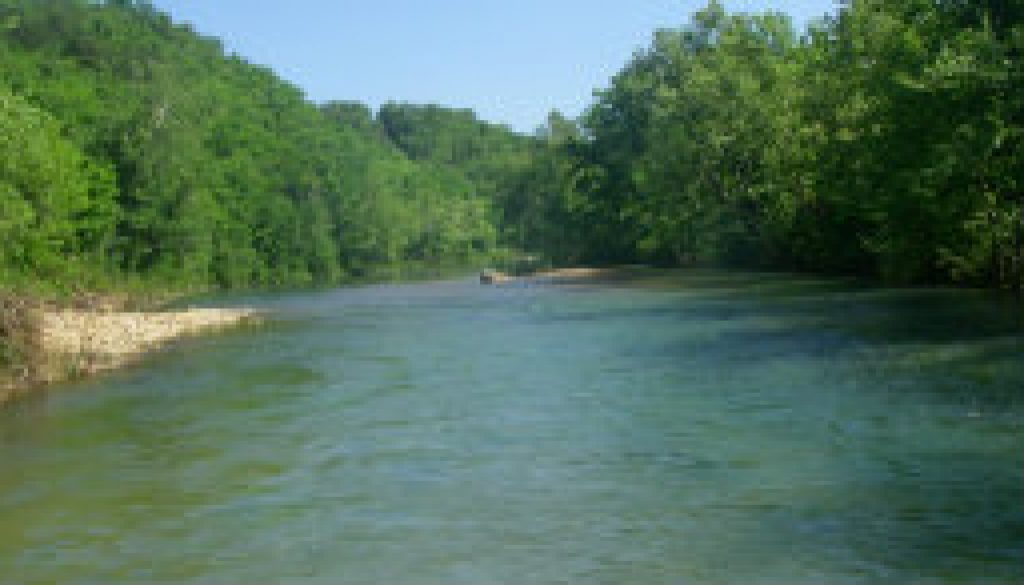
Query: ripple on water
[[0, 273, 1022, 583]]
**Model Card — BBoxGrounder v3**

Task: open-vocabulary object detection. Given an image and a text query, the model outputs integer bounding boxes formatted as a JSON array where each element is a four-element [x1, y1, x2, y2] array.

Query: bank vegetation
[[2, 0, 1022, 394]]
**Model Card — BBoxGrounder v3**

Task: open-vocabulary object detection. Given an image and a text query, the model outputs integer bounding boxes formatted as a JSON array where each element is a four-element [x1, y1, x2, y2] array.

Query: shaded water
[[1, 271, 1022, 583]]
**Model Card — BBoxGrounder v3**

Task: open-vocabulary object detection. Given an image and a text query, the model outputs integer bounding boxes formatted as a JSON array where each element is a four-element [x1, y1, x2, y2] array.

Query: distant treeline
[[1, 0, 1022, 293]]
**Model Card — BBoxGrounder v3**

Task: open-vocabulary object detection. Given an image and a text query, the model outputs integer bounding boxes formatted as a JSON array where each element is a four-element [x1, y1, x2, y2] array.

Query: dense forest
[[0, 0, 536, 293], [1, 0, 1022, 294], [534, 0, 1024, 290]]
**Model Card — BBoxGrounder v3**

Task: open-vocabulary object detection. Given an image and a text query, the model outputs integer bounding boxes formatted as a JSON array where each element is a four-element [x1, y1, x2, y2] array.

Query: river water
[[1, 271, 1022, 583]]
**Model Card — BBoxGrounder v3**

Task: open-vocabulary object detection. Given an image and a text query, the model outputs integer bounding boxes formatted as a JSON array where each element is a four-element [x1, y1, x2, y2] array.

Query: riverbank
[[529, 266, 632, 282], [1, 300, 260, 405], [2, 265, 623, 403], [482, 265, 644, 285]]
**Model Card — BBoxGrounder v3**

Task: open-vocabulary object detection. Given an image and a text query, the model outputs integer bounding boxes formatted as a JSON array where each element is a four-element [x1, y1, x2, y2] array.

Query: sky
[[149, 0, 837, 132]]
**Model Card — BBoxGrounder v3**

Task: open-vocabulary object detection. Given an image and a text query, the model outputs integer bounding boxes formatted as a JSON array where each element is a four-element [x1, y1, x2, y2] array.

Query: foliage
[[0, 0, 1020, 294], [0, 87, 117, 284], [0, 0, 508, 291], [534, 0, 1024, 289]]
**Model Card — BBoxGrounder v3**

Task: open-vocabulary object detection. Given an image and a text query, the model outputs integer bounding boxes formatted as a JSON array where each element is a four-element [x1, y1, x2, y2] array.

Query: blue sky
[[149, 1, 836, 132]]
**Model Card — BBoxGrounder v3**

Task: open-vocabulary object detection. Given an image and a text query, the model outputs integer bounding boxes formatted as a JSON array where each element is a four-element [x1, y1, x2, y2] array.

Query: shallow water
[[1, 271, 1022, 583]]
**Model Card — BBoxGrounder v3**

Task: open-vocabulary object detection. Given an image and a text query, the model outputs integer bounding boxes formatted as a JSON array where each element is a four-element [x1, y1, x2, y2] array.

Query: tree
[[0, 87, 116, 283]]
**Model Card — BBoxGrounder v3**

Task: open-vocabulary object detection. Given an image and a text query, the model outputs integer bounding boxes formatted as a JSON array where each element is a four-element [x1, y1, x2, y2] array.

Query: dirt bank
[[2, 306, 260, 404], [528, 267, 624, 282]]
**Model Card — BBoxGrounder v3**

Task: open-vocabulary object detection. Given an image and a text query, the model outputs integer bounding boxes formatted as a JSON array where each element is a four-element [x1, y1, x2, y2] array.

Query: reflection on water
[[1, 271, 1022, 583]]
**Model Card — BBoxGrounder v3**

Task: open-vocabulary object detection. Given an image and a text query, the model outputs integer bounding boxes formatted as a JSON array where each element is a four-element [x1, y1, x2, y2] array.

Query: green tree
[[0, 87, 116, 283]]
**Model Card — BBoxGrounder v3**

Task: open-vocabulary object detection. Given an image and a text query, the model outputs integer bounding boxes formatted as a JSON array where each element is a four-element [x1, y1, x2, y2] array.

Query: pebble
[[39, 307, 261, 377]]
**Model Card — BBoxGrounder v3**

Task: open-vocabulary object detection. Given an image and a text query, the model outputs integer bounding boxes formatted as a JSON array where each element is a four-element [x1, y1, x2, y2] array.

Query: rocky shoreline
[[480, 266, 632, 285], [2, 305, 260, 405], [2, 267, 623, 405]]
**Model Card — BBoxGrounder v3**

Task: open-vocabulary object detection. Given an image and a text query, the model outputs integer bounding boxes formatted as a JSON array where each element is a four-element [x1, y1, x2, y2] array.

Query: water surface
[[1, 271, 1022, 582]]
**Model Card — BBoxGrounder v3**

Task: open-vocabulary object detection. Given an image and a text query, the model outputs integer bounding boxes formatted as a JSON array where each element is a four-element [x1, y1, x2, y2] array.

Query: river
[[1, 270, 1022, 583]]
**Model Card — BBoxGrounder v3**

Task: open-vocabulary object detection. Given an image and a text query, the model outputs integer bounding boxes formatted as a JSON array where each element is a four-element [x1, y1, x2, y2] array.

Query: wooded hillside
[[0, 0, 535, 292], [2, 0, 1021, 292]]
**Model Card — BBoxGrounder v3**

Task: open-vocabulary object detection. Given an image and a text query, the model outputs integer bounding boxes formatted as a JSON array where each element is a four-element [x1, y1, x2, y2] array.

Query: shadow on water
[[539, 276, 1021, 399], [579, 271, 1024, 394], [584, 270, 1024, 581]]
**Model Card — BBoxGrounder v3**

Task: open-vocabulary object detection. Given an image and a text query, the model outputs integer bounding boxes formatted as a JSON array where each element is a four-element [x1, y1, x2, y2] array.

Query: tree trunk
[[990, 211, 1002, 286], [1015, 202, 1023, 295]]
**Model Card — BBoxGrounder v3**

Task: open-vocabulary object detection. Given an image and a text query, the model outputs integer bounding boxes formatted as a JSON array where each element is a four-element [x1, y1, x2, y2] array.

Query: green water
[[1, 271, 1022, 583]]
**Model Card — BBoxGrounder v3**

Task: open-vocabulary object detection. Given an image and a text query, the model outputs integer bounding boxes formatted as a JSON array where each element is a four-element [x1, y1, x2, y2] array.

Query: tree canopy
[[0, 0, 533, 291], [523, 0, 1024, 290], [1, 0, 1020, 292]]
